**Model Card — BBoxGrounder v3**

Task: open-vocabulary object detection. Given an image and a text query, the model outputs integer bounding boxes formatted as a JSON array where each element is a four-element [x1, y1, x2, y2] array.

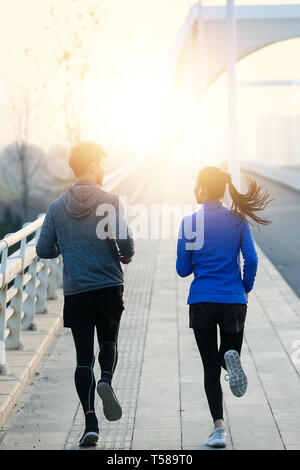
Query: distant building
[[255, 113, 300, 167], [289, 114, 300, 166]]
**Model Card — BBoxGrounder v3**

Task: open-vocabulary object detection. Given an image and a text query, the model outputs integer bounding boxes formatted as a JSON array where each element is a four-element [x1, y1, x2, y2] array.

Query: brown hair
[[69, 141, 107, 177], [195, 166, 273, 227]]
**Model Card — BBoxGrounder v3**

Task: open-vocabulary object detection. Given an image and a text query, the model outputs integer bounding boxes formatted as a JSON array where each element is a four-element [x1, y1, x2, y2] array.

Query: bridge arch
[[171, 4, 300, 90]]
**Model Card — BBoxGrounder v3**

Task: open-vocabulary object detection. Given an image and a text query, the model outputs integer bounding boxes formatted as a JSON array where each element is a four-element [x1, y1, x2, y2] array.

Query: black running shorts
[[189, 302, 247, 334], [63, 285, 124, 328]]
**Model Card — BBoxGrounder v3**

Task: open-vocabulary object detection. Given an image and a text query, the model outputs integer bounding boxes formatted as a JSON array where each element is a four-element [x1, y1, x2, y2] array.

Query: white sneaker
[[224, 349, 247, 397], [206, 428, 227, 448]]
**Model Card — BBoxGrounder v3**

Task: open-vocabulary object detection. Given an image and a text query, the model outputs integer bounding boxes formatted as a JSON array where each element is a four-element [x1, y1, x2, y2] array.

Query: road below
[[241, 170, 300, 299]]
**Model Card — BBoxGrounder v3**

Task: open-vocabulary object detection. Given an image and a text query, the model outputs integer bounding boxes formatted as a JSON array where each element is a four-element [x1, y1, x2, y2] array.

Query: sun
[[80, 60, 170, 162]]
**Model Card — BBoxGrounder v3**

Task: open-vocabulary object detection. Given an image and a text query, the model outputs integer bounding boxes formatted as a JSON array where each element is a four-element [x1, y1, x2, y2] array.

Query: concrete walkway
[[1, 165, 300, 450]]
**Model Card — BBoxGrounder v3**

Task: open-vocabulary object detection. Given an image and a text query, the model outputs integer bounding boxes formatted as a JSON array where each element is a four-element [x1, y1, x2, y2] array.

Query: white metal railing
[[0, 158, 143, 374]]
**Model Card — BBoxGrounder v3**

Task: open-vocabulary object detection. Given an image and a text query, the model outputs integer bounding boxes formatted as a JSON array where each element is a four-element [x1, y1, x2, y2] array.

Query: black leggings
[[71, 318, 121, 414], [193, 327, 244, 422]]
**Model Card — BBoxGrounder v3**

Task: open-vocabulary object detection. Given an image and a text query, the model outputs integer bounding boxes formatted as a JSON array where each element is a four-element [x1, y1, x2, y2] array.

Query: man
[[36, 142, 134, 447]]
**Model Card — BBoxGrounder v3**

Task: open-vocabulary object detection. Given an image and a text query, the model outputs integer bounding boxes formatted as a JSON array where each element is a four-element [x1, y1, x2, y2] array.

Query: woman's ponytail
[[195, 166, 273, 227], [222, 172, 232, 185], [223, 172, 273, 227]]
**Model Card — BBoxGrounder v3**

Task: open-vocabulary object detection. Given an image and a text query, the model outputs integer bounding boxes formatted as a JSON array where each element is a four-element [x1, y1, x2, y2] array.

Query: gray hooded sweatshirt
[[36, 180, 134, 296]]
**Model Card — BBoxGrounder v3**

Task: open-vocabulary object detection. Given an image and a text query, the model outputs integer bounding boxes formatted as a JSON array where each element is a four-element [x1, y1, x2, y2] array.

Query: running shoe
[[224, 349, 247, 397], [78, 429, 99, 447], [97, 380, 122, 421], [206, 428, 227, 448]]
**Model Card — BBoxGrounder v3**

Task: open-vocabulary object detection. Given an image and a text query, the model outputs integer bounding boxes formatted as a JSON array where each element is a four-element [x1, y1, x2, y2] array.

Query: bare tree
[[0, 141, 48, 221], [0, 0, 105, 219], [0, 77, 49, 222], [46, 0, 104, 147]]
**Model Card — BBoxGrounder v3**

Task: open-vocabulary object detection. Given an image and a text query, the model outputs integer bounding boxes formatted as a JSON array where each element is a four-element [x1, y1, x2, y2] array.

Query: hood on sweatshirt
[[63, 180, 106, 219]]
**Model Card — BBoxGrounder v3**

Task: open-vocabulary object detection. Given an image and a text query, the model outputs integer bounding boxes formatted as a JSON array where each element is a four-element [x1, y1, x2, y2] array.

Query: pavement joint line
[[174, 244, 183, 450]]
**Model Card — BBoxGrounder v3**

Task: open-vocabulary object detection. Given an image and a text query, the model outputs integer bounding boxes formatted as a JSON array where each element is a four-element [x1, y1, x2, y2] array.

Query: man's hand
[[119, 254, 132, 264], [246, 292, 249, 299]]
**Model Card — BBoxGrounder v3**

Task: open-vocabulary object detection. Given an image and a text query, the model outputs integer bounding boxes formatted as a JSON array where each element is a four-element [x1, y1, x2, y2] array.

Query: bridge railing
[[0, 158, 143, 374]]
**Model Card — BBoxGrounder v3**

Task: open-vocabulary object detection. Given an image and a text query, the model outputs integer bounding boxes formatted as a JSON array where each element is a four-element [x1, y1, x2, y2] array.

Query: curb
[[240, 160, 300, 192]]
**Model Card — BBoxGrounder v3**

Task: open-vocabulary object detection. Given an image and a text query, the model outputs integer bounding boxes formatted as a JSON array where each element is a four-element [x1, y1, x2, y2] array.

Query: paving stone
[[231, 427, 285, 450]]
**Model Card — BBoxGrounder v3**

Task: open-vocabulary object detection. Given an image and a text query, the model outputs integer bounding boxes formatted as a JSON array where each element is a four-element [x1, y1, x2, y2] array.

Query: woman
[[176, 166, 272, 448]]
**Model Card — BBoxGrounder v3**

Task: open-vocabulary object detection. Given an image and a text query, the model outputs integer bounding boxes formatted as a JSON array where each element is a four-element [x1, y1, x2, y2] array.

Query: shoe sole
[[79, 432, 99, 447], [224, 350, 247, 397], [97, 381, 122, 421], [206, 439, 227, 448]]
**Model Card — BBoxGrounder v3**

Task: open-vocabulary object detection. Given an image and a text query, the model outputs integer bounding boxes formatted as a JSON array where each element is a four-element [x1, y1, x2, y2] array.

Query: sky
[[0, 0, 198, 158], [1, 0, 300, 167]]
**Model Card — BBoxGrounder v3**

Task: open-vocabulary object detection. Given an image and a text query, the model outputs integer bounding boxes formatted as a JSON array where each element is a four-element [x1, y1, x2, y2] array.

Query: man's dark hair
[[69, 142, 107, 177]]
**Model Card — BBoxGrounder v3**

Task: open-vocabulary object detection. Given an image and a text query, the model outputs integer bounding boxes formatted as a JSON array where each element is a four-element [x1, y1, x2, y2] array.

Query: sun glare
[[82, 62, 169, 161]]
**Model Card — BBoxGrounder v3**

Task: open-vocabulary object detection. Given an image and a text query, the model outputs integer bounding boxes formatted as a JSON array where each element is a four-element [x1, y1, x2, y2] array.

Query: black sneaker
[[97, 380, 122, 421], [78, 429, 99, 447], [78, 412, 99, 447]]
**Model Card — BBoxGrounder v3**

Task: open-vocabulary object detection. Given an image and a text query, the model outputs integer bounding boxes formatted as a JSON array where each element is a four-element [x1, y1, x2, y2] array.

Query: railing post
[[47, 258, 59, 300], [22, 259, 38, 331], [226, 0, 240, 189], [0, 284, 9, 375], [35, 260, 49, 314], [35, 223, 49, 315], [21, 223, 37, 331], [0, 238, 9, 374], [6, 236, 26, 350]]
